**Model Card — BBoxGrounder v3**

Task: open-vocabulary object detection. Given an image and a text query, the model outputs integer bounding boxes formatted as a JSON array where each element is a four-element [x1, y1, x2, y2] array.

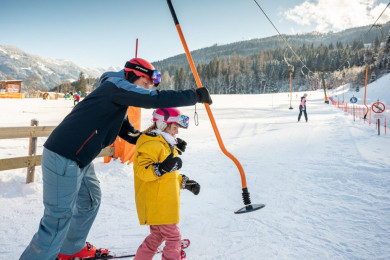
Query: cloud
[[284, 0, 390, 32]]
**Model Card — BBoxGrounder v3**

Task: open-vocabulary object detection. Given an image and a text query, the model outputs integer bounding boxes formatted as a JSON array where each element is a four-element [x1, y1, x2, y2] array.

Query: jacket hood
[[98, 69, 125, 85], [136, 132, 171, 151]]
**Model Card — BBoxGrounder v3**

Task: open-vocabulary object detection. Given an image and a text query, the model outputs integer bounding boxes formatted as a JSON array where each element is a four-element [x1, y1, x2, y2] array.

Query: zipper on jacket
[[144, 192, 147, 225], [76, 130, 97, 155]]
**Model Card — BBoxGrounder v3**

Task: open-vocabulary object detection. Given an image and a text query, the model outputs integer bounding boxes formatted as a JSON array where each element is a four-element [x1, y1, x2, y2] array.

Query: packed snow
[[1, 75, 390, 259]]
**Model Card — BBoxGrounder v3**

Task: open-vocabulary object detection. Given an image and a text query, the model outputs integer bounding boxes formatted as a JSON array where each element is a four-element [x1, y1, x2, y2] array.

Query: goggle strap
[[153, 111, 181, 123], [125, 62, 154, 78], [152, 112, 189, 128]]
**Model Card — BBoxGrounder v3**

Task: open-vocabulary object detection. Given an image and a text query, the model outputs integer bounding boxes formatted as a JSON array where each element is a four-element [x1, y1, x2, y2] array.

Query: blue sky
[[1, 0, 389, 68]]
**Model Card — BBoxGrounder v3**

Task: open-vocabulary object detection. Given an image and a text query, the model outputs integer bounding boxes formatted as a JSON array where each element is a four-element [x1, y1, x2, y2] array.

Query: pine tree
[[24, 74, 41, 96], [161, 71, 173, 90], [374, 36, 381, 49], [76, 72, 87, 96], [383, 29, 390, 53], [174, 67, 186, 90], [270, 69, 277, 93]]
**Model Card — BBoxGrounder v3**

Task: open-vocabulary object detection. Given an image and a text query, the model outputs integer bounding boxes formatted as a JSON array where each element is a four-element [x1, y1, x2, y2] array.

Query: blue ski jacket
[[44, 70, 198, 168]]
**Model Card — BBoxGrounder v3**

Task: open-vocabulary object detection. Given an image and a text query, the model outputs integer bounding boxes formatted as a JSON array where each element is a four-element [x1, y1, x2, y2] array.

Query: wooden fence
[[0, 119, 114, 183]]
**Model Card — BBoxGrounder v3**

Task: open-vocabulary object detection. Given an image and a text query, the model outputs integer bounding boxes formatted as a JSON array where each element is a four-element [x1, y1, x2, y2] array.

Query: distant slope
[[0, 45, 105, 89]]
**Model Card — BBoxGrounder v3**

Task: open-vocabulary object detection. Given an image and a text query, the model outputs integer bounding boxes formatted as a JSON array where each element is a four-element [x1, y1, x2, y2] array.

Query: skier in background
[[298, 93, 308, 122], [73, 92, 80, 106], [20, 58, 212, 260], [133, 108, 200, 260]]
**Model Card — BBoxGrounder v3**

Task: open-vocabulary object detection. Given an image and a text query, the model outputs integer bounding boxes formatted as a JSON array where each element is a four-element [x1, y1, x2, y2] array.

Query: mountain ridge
[[0, 45, 106, 90]]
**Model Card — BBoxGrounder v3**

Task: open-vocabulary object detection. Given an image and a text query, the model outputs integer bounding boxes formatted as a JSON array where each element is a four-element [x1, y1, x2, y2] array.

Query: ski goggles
[[151, 70, 161, 87], [125, 61, 161, 87], [177, 115, 189, 129]]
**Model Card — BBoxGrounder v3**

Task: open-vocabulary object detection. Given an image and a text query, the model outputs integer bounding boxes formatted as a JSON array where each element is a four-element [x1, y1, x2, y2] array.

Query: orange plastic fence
[[104, 106, 141, 164]]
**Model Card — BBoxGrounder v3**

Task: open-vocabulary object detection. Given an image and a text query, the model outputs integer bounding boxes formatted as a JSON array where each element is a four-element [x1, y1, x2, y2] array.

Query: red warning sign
[[371, 102, 385, 114]]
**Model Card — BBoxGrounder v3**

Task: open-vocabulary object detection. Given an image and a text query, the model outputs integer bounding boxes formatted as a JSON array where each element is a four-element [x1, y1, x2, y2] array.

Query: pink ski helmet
[[152, 108, 189, 129]]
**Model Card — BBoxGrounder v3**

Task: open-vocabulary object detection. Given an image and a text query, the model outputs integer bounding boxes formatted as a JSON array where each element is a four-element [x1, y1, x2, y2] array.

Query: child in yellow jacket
[[133, 107, 200, 260]]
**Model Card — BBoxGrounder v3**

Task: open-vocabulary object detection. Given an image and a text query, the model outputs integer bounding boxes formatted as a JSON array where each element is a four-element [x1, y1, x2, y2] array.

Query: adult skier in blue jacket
[[20, 58, 212, 260]]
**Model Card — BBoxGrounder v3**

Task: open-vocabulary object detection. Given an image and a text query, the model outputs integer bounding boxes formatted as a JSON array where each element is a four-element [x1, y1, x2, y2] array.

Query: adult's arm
[[108, 78, 198, 108]]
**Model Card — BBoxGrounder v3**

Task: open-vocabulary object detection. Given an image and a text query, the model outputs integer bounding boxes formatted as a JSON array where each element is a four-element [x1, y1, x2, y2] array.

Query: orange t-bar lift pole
[[167, 0, 264, 214], [363, 65, 369, 119]]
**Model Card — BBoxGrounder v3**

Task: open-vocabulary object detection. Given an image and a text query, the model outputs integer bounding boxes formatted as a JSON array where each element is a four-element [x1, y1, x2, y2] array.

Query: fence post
[[369, 108, 371, 126], [26, 119, 38, 184]]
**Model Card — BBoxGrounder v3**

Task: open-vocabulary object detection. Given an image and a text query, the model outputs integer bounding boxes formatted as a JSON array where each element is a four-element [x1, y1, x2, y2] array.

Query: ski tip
[[234, 203, 265, 214]]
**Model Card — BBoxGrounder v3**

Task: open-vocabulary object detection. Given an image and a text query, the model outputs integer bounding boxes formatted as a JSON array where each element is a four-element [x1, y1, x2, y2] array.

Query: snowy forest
[[157, 35, 390, 94]]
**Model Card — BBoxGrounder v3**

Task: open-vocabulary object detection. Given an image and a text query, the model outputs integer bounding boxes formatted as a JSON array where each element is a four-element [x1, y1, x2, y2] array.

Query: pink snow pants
[[135, 223, 181, 260]]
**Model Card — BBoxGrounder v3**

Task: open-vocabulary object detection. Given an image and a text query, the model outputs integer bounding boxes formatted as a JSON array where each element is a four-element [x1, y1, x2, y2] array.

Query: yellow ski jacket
[[133, 133, 182, 225]]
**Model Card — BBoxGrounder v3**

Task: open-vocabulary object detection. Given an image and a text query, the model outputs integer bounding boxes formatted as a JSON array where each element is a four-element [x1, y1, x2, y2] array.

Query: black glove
[[118, 116, 141, 145], [153, 153, 182, 177], [181, 175, 200, 195], [126, 131, 141, 144], [176, 138, 187, 155], [196, 87, 213, 105]]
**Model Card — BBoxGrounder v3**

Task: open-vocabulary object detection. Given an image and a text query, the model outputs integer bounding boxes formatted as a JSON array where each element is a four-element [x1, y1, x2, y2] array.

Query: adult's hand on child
[[127, 131, 141, 144]]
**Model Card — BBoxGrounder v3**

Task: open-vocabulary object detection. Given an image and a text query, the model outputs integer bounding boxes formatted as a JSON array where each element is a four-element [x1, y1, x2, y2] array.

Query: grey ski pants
[[20, 148, 101, 260]]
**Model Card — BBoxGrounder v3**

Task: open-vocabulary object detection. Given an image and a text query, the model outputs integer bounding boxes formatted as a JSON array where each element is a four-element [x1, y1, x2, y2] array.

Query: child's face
[[165, 123, 179, 137]]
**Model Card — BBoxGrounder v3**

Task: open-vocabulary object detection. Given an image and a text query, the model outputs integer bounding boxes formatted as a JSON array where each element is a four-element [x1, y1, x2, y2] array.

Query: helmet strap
[[125, 61, 153, 77]]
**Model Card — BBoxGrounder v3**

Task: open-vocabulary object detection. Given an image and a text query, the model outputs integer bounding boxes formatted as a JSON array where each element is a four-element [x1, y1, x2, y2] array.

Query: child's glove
[[181, 175, 200, 195], [176, 138, 187, 155], [154, 153, 182, 177]]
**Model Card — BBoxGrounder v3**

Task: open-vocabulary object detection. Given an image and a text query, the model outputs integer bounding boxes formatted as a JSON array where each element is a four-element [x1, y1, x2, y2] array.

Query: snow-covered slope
[[0, 77, 389, 259]]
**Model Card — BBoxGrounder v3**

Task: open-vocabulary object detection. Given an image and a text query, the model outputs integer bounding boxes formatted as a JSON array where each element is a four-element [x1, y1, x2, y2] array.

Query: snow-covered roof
[[0, 80, 23, 82]]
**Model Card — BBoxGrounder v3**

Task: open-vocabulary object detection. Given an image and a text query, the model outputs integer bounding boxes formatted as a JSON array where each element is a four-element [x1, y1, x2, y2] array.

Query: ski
[[82, 250, 186, 260], [78, 253, 134, 259], [80, 239, 190, 260]]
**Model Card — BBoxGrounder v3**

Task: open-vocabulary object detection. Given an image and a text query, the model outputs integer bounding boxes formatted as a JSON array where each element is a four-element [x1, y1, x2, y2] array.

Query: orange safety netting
[[104, 106, 141, 165]]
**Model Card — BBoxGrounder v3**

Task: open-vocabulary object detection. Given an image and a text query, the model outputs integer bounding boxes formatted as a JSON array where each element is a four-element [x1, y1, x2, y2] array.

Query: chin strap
[[155, 121, 168, 131]]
